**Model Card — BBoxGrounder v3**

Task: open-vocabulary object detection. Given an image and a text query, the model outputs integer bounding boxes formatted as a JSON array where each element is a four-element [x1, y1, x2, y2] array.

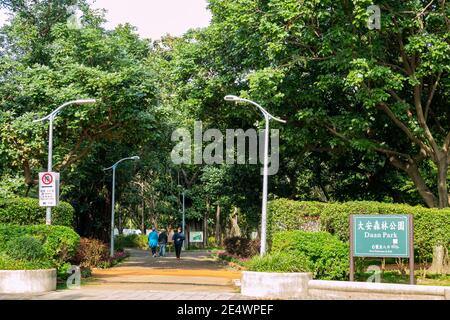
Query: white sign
[[39, 172, 60, 207], [189, 231, 204, 243]]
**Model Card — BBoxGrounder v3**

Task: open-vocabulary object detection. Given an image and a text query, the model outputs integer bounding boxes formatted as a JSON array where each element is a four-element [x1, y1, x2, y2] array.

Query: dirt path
[[90, 248, 241, 287]]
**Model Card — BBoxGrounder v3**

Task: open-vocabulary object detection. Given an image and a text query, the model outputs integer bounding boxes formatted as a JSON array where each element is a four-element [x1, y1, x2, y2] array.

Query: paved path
[[0, 249, 245, 300]]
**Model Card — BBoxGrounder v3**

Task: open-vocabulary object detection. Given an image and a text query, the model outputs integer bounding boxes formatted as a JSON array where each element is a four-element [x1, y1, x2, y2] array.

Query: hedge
[[0, 224, 80, 269], [0, 197, 75, 227], [271, 231, 349, 280], [268, 199, 450, 263]]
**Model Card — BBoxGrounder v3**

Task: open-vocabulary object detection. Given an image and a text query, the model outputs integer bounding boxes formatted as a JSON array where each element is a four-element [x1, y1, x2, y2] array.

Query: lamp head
[[224, 95, 241, 102], [76, 99, 96, 105], [131, 156, 140, 160]]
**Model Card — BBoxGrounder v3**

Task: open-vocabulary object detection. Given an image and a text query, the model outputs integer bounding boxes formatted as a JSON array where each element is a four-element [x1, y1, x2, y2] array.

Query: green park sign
[[349, 214, 415, 284], [351, 215, 411, 257]]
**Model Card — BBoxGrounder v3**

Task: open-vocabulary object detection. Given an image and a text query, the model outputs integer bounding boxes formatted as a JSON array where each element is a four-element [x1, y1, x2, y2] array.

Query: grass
[[355, 270, 450, 286]]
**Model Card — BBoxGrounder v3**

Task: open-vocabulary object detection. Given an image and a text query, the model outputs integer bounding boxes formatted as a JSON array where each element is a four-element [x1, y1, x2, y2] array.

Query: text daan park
[[171, 121, 281, 175]]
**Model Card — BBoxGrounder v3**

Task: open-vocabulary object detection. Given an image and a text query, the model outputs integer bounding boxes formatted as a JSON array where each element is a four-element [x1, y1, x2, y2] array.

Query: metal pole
[[46, 115, 54, 225], [182, 191, 185, 250], [409, 214, 415, 285], [349, 215, 355, 281], [260, 117, 270, 256], [110, 166, 116, 257]]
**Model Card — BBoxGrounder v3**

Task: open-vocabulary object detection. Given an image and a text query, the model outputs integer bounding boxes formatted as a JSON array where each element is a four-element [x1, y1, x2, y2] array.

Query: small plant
[[73, 238, 109, 268]]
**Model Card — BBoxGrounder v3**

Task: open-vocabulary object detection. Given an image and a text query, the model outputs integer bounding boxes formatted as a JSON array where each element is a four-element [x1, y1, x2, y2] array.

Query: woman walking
[[172, 227, 185, 260], [148, 227, 159, 257]]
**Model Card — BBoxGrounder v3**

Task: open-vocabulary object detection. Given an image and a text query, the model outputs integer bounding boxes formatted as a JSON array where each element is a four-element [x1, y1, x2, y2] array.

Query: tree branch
[[378, 102, 432, 155], [424, 72, 442, 121]]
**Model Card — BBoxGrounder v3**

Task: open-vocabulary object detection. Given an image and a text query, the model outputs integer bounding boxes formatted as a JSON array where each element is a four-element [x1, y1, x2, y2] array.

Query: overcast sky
[[0, 0, 212, 40], [90, 0, 212, 40]]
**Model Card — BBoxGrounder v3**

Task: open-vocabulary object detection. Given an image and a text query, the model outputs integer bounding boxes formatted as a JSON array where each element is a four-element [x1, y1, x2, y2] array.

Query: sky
[[89, 0, 212, 40], [0, 0, 212, 40]]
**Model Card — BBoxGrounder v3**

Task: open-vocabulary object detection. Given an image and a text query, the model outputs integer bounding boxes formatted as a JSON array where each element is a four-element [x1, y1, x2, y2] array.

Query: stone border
[[241, 271, 312, 299], [241, 271, 450, 300], [0, 269, 57, 294]]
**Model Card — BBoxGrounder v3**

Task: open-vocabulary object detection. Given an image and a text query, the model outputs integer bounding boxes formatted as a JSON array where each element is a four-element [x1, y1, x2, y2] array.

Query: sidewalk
[[0, 249, 245, 300]]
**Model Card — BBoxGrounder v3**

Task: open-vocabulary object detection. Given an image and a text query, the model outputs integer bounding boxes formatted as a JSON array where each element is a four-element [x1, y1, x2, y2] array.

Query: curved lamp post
[[34, 99, 96, 225], [104, 156, 140, 257], [224, 95, 286, 256]]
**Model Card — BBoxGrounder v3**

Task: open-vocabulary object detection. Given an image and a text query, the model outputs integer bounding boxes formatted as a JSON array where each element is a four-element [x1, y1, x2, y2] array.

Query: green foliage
[[0, 197, 74, 227], [245, 252, 313, 273], [0, 252, 53, 270], [271, 231, 349, 280], [269, 199, 450, 263], [73, 237, 109, 268], [5, 235, 45, 260], [115, 234, 148, 250], [0, 224, 80, 267]]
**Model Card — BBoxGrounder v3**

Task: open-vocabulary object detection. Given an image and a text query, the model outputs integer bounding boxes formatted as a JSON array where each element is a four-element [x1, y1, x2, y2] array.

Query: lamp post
[[224, 95, 286, 256], [104, 156, 140, 257], [177, 185, 186, 250], [34, 99, 96, 225]]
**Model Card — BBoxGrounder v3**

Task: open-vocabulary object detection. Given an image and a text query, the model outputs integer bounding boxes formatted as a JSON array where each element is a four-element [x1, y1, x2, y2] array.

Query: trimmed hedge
[[271, 231, 349, 280], [268, 199, 450, 263], [115, 234, 148, 250], [0, 197, 74, 227], [0, 224, 80, 269], [245, 251, 313, 273]]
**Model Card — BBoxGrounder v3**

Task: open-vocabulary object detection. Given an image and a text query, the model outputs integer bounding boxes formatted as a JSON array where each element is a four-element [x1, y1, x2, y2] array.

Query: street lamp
[[224, 95, 286, 256], [104, 156, 140, 257], [34, 99, 96, 225]]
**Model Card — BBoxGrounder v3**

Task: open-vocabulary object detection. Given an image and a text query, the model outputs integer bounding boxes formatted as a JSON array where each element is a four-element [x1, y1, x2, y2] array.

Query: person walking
[[172, 227, 185, 260], [158, 228, 168, 257], [148, 227, 159, 257]]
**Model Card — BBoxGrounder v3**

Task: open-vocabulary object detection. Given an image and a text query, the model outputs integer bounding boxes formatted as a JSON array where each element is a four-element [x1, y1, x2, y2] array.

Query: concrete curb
[[0, 269, 57, 294], [241, 271, 312, 299], [241, 272, 450, 300]]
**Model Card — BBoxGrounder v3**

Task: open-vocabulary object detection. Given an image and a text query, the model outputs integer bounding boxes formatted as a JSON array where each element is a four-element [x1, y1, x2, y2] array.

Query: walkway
[[0, 249, 244, 300]]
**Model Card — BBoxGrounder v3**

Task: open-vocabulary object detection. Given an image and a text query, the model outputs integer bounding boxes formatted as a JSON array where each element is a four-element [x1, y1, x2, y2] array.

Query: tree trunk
[[215, 203, 221, 245], [389, 156, 438, 208], [436, 157, 449, 208], [429, 245, 449, 274], [230, 207, 241, 237], [204, 198, 209, 248]]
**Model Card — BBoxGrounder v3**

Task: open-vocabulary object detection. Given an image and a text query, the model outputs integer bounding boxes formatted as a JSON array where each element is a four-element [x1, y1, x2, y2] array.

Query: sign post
[[39, 172, 60, 208], [350, 214, 414, 285]]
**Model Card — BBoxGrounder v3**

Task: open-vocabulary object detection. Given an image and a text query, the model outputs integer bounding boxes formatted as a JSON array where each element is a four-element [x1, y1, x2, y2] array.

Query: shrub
[[268, 199, 450, 263], [115, 234, 148, 250], [245, 252, 313, 273], [272, 231, 349, 280], [0, 252, 53, 270], [73, 238, 109, 268], [224, 237, 257, 258], [0, 197, 74, 227], [5, 236, 45, 261], [0, 224, 80, 266]]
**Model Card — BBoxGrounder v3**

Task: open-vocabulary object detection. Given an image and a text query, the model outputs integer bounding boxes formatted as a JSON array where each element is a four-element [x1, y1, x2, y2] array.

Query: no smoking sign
[[39, 172, 60, 207], [41, 173, 53, 185]]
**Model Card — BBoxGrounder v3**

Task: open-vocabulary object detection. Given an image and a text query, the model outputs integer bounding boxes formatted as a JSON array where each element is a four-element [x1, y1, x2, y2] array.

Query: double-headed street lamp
[[34, 99, 96, 225], [104, 156, 140, 257], [224, 95, 286, 256]]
